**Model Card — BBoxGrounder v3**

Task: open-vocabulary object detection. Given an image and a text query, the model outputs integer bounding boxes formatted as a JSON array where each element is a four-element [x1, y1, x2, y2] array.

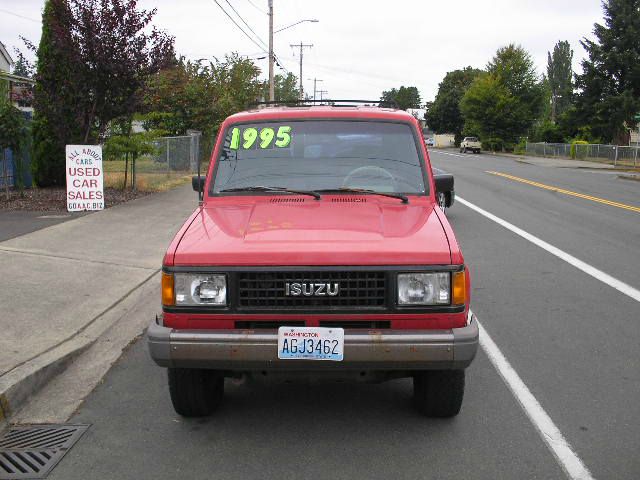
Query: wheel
[[413, 370, 465, 417], [474, 149, 480, 154], [168, 368, 224, 417]]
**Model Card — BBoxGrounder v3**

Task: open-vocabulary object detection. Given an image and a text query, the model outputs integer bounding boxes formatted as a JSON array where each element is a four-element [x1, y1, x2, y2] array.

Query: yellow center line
[[486, 171, 640, 214]]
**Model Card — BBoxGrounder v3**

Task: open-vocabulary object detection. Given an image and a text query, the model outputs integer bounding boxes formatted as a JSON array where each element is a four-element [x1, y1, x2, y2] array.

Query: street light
[[274, 19, 318, 34], [268, 5, 319, 101]]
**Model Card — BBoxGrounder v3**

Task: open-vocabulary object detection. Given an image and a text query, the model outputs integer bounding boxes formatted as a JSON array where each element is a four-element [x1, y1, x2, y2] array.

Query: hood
[[171, 197, 451, 266]]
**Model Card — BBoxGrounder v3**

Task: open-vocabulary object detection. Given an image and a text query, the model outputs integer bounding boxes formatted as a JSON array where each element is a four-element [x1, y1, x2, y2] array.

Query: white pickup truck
[[460, 137, 481, 154]]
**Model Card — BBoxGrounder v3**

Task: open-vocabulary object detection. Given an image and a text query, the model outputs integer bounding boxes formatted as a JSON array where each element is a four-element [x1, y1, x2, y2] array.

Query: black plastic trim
[[207, 118, 431, 199], [162, 265, 465, 315]]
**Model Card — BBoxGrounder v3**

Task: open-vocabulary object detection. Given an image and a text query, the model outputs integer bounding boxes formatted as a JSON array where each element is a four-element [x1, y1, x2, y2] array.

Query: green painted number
[[243, 128, 258, 149], [275, 126, 292, 147], [230, 127, 240, 150], [259, 128, 275, 148]]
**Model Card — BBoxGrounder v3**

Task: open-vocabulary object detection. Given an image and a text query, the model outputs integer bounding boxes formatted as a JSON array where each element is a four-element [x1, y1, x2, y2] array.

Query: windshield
[[211, 120, 427, 195]]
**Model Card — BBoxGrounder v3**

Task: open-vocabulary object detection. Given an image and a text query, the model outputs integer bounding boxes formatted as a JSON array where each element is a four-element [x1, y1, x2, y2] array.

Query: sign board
[[66, 145, 104, 212]]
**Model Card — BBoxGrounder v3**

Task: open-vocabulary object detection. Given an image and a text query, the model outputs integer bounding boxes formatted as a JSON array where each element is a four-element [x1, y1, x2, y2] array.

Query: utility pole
[[290, 42, 313, 99], [268, 0, 274, 101], [309, 78, 323, 101], [318, 89, 328, 103]]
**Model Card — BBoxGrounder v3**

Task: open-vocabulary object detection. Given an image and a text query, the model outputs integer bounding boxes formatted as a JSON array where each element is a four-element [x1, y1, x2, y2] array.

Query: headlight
[[174, 273, 227, 306], [398, 273, 450, 305]]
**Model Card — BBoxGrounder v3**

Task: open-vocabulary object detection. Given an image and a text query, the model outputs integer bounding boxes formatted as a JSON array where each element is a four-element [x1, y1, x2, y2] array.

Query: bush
[[31, 115, 65, 186], [513, 138, 527, 155], [482, 137, 505, 152], [0, 102, 29, 192], [531, 121, 564, 143], [570, 140, 589, 160]]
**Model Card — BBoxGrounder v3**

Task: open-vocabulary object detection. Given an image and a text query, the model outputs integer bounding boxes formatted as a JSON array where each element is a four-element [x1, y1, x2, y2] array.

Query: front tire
[[413, 370, 465, 417], [168, 368, 224, 417]]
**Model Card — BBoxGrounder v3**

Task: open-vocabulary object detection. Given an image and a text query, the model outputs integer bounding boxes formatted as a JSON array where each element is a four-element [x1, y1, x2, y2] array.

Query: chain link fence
[[525, 142, 640, 167], [104, 132, 211, 191]]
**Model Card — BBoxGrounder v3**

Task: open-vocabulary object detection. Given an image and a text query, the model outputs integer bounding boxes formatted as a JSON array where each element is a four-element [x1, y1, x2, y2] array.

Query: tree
[[68, 0, 174, 141], [143, 54, 262, 140], [461, 45, 545, 150], [546, 41, 574, 122], [575, 0, 640, 144], [261, 73, 299, 102], [460, 74, 516, 150], [10, 48, 35, 108], [426, 67, 482, 145], [104, 128, 158, 190], [12, 49, 35, 78], [380, 86, 421, 110], [31, 0, 85, 187], [31, 0, 174, 187]]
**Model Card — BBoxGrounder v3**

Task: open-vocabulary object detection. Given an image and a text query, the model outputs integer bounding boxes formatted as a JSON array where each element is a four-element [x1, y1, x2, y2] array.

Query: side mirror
[[192, 175, 205, 193], [433, 171, 454, 208]]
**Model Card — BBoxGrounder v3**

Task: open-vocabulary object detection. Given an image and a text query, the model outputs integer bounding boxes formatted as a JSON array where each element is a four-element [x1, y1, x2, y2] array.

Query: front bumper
[[147, 312, 479, 371]]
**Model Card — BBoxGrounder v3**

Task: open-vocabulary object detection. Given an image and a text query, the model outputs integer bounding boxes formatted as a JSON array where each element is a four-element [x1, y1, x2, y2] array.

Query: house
[[0, 40, 34, 112], [0, 41, 13, 72]]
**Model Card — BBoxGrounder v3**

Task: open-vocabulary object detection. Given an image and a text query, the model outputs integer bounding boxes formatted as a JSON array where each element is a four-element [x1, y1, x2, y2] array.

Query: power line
[[211, 0, 289, 75], [211, 0, 268, 53], [224, 0, 268, 51], [0, 8, 39, 23], [244, 0, 267, 15]]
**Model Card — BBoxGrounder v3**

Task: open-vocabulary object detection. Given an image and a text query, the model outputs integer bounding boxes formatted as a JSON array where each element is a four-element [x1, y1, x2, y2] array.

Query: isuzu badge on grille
[[285, 282, 339, 296]]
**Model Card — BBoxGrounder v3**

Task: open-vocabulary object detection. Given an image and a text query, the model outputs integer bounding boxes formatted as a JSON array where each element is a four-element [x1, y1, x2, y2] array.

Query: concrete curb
[[0, 269, 160, 433], [0, 342, 92, 431], [618, 173, 640, 182]]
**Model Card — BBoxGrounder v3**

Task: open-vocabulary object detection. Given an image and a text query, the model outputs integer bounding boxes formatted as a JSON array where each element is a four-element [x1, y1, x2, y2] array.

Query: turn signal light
[[162, 272, 175, 306], [452, 270, 466, 305]]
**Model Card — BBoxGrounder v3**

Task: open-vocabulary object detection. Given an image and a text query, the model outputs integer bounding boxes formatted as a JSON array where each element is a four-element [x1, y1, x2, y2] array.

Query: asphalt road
[[46, 151, 639, 480], [0, 211, 83, 242]]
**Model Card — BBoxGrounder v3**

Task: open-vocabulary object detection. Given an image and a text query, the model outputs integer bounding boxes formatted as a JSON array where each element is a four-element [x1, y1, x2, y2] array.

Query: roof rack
[[248, 99, 400, 109]]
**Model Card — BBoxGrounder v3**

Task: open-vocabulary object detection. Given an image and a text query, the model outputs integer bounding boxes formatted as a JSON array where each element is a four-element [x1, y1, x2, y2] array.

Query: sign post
[[65, 145, 104, 212]]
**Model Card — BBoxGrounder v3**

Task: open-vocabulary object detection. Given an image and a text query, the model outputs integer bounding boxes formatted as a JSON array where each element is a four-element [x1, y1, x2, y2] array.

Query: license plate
[[277, 327, 344, 361]]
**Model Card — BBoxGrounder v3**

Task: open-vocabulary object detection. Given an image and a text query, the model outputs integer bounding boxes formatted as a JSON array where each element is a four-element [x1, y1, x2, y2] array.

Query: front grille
[[237, 271, 387, 310]]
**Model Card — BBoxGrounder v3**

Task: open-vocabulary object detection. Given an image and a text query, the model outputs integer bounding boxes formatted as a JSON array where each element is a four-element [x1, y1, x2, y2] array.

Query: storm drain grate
[[0, 424, 89, 479]]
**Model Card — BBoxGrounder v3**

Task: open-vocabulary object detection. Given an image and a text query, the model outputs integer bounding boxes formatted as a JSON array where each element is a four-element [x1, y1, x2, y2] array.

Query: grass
[[103, 156, 197, 192], [104, 171, 192, 192]]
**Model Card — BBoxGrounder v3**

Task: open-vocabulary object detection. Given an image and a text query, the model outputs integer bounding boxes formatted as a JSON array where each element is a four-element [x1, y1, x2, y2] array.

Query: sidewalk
[[503, 154, 617, 169], [0, 184, 198, 426], [436, 147, 625, 169]]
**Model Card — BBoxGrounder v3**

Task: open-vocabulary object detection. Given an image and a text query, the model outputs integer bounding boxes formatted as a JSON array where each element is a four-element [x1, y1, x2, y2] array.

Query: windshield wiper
[[315, 188, 409, 204], [219, 186, 321, 200]]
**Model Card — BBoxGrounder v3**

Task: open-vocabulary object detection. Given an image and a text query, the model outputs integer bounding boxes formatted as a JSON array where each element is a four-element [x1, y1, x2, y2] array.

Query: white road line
[[432, 151, 465, 158], [458, 195, 640, 479], [457, 196, 640, 303], [477, 320, 595, 480]]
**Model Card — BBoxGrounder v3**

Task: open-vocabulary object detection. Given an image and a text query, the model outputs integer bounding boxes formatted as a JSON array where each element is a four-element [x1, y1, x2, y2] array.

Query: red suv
[[148, 104, 478, 418]]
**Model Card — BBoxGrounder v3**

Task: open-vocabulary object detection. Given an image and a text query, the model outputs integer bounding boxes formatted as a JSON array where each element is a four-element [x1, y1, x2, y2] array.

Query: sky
[[1, 0, 605, 102]]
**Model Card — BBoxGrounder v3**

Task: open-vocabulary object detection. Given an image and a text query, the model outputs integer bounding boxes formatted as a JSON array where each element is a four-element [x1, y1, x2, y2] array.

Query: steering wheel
[[342, 165, 396, 191]]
